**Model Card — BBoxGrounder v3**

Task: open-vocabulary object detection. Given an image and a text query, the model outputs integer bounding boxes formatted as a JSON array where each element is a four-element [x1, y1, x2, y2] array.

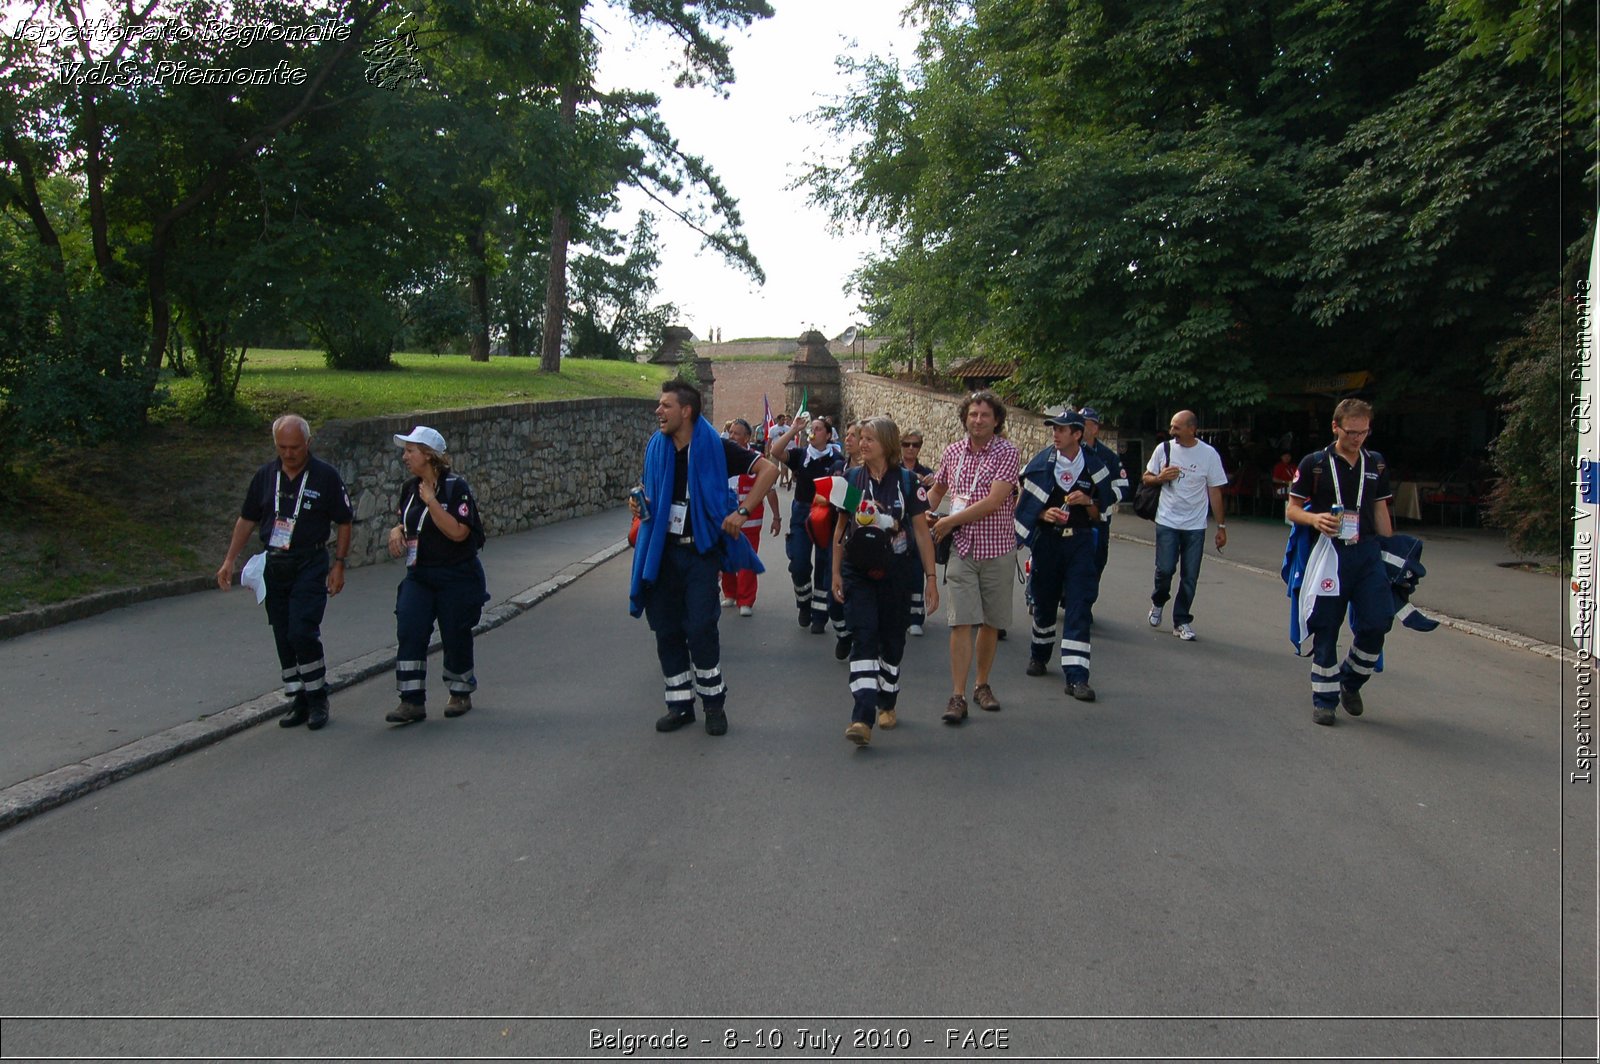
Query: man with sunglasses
[[900, 430, 934, 635], [1285, 398, 1395, 726]]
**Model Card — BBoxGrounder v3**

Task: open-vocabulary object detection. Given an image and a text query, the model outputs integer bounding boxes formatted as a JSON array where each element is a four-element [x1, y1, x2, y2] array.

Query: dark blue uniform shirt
[[1289, 446, 1393, 538], [399, 474, 483, 567], [241, 456, 353, 551]]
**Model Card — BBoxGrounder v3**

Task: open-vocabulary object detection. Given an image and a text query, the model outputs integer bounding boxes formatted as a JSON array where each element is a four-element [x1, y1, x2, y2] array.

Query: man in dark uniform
[[629, 380, 781, 737], [1015, 409, 1117, 701], [1286, 398, 1395, 726], [1078, 406, 1130, 623], [217, 414, 353, 730]]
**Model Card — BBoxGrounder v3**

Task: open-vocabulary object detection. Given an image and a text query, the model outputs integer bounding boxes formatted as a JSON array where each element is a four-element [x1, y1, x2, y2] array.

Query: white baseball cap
[[394, 426, 447, 453]]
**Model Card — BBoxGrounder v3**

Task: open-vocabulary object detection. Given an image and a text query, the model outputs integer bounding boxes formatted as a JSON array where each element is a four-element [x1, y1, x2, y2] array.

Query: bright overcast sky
[[593, 1, 920, 342]]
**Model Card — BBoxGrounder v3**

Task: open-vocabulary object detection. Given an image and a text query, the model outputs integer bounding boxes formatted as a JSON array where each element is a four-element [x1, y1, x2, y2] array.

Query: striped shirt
[[933, 435, 1021, 560]]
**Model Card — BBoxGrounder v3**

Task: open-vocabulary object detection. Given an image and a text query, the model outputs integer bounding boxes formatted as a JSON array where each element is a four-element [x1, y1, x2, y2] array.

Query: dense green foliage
[[803, 0, 1586, 418], [1484, 230, 1589, 557], [1, 0, 771, 441]]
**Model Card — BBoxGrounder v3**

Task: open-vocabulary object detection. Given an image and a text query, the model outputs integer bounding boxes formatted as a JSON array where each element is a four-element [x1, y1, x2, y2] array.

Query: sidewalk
[[1110, 511, 1565, 652], [0, 499, 1566, 831], [0, 508, 633, 827]]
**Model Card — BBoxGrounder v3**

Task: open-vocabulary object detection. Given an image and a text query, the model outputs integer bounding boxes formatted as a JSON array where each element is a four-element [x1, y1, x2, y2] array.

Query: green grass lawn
[[166, 350, 674, 425], [3, 352, 675, 617]]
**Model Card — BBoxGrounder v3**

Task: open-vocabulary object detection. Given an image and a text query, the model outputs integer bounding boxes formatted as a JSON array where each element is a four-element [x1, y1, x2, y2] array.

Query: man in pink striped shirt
[[927, 390, 1021, 724]]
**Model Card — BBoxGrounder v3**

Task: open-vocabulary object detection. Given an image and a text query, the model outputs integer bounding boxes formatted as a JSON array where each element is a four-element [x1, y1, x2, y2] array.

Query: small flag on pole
[[811, 476, 861, 513]]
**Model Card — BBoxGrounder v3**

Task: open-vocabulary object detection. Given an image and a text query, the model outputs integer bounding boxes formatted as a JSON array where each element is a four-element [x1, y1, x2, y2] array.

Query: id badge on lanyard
[[404, 493, 427, 567], [1329, 448, 1365, 544], [269, 469, 306, 549], [269, 518, 295, 549]]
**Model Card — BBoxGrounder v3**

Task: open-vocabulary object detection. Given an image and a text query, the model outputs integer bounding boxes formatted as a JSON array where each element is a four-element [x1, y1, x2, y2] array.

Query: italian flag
[[812, 475, 861, 512]]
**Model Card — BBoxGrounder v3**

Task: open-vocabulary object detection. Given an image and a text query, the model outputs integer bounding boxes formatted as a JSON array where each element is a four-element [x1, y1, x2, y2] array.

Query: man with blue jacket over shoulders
[[629, 379, 780, 737], [1015, 408, 1118, 702]]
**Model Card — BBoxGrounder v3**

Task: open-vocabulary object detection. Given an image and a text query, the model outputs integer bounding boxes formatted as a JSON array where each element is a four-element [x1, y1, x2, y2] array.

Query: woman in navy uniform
[[829, 416, 939, 746], [767, 414, 848, 647], [385, 426, 489, 724]]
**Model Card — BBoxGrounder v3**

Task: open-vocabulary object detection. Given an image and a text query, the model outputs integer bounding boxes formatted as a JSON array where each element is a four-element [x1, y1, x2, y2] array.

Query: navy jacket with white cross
[[398, 473, 485, 567], [1014, 444, 1117, 548], [1288, 446, 1393, 538], [240, 456, 353, 552]]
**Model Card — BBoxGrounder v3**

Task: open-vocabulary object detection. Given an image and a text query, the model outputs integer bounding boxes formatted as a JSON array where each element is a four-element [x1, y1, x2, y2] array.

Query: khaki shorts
[[944, 550, 1015, 629]]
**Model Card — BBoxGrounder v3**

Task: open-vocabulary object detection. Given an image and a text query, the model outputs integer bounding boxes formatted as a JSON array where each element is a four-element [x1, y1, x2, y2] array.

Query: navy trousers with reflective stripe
[[395, 557, 488, 705], [841, 558, 915, 725], [787, 499, 845, 631], [1028, 529, 1097, 684], [1306, 538, 1393, 709], [263, 552, 330, 701], [645, 541, 726, 711]]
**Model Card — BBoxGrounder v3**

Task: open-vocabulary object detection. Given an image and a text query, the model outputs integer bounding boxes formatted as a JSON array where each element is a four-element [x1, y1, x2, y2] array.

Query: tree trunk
[[468, 221, 490, 361], [538, 80, 581, 374]]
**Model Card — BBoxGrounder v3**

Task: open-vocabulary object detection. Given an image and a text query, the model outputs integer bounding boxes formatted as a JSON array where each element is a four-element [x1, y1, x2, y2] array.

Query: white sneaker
[[739, 605, 753, 617], [1173, 623, 1197, 641], [1148, 605, 1162, 627], [720, 597, 736, 608], [909, 624, 924, 636]]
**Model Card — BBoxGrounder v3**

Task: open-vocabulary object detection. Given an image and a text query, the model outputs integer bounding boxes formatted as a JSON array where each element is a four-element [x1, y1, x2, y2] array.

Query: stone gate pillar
[[784, 329, 841, 422]]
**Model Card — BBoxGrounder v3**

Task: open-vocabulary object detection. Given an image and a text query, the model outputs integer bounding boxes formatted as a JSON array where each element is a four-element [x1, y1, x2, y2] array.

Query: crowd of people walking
[[217, 386, 1417, 744]]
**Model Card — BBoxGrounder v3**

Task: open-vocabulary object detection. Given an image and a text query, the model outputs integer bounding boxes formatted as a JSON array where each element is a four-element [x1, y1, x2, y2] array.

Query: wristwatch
[[736, 505, 750, 517]]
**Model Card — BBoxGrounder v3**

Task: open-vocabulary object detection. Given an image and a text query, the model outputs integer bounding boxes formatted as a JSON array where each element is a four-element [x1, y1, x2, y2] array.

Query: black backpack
[[1131, 441, 1171, 521]]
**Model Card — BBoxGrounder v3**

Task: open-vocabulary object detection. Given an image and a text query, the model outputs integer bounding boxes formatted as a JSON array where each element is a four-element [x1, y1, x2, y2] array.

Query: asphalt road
[[0, 526, 1590, 1062]]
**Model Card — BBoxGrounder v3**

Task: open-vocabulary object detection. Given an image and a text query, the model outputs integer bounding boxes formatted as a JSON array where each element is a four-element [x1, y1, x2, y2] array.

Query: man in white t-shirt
[[1141, 410, 1229, 640]]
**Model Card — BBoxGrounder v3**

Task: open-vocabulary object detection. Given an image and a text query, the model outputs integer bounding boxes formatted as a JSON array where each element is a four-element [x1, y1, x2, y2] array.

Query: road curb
[[0, 575, 216, 641], [1109, 529, 1573, 663], [0, 539, 631, 833]]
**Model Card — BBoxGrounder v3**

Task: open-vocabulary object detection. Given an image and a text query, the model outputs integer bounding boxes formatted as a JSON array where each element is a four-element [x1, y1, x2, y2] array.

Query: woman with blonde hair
[[829, 416, 940, 747]]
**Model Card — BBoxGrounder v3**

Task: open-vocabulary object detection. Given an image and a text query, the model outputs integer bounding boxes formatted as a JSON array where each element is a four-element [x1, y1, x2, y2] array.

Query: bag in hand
[[1131, 440, 1172, 521]]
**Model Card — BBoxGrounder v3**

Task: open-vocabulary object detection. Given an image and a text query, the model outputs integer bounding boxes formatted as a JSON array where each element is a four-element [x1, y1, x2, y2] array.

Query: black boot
[[306, 693, 330, 730], [279, 693, 310, 728]]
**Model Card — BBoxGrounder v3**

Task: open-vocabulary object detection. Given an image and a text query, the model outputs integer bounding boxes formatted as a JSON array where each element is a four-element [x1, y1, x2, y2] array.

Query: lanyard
[[1326, 447, 1365, 514], [274, 468, 308, 521], [955, 439, 989, 498], [403, 487, 432, 537]]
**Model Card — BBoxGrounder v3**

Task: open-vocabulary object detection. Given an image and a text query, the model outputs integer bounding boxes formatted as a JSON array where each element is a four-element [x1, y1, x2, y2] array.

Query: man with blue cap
[[1014, 407, 1118, 701]]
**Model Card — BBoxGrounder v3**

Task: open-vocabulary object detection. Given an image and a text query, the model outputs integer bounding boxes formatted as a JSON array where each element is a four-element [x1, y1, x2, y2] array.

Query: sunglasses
[[902, 441, 922, 448]]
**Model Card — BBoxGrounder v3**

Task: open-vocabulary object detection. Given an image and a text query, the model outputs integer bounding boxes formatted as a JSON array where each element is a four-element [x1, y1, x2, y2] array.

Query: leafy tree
[[533, 0, 774, 373], [568, 212, 676, 359], [1484, 227, 1588, 557], [801, 0, 1583, 421]]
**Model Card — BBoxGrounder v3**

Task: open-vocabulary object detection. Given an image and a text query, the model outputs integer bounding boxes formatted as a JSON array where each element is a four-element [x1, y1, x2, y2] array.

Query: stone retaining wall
[[314, 397, 655, 566], [842, 373, 1058, 460]]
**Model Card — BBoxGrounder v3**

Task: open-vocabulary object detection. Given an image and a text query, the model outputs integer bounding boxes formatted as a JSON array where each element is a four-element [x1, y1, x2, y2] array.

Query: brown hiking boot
[[973, 684, 1002, 712], [444, 694, 472, 718]]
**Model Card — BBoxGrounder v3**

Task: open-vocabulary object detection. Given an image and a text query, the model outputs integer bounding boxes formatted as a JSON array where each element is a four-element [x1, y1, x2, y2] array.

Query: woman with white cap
[[385, 426, 489, 724]]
